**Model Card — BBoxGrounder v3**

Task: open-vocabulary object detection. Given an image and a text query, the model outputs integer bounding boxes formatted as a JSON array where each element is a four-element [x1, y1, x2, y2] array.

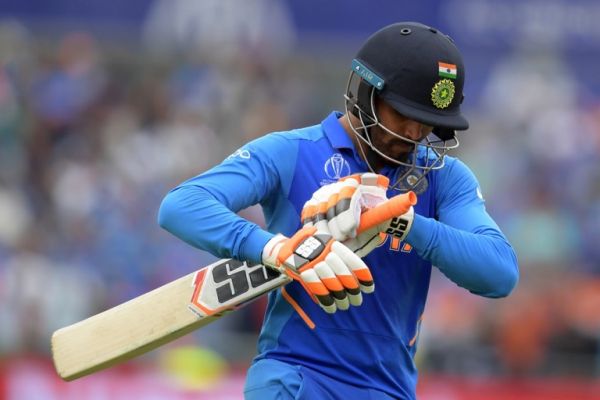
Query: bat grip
[[356, 191, 417, 234]]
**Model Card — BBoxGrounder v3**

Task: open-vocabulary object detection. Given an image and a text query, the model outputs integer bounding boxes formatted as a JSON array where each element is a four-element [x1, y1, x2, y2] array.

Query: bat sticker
[[189, 259, 282, 318]]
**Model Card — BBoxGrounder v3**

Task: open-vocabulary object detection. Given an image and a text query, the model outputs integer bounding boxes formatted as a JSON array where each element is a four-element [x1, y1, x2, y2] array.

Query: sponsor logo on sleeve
[[226, 148, 251, 161]]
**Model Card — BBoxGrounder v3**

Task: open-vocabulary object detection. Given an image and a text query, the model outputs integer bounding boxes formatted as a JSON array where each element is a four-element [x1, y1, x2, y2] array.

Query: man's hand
[[301, 173, 414, 257], [262, 227, 374, 314]]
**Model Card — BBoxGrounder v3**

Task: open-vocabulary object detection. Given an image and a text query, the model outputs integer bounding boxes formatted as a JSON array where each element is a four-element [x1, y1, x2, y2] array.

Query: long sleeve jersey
[[158, 111, 519, 399]]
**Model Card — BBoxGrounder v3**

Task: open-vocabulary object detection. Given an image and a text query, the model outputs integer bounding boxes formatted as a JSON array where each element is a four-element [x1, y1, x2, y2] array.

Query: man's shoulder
[[436, 155, 474, 177], [237, 123, 327, 160], [432, 154, 480, 199], [267, 123, 326, 143]]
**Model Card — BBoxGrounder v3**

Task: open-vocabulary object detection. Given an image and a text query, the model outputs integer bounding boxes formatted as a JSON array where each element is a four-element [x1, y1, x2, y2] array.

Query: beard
[[370, 130, 416, 165]]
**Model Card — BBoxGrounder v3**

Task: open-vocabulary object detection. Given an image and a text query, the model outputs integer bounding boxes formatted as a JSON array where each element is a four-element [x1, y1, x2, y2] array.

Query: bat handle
[[356, 191, 417, 234]]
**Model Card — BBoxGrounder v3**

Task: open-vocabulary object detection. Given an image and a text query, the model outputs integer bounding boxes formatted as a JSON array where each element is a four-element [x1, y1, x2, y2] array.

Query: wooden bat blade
[[51, 259, 287, 381]]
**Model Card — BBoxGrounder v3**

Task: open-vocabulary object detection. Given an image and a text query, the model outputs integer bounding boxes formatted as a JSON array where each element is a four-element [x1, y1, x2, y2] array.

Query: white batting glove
[[301, 173, 414, 258], [262, 226, 374, 314]]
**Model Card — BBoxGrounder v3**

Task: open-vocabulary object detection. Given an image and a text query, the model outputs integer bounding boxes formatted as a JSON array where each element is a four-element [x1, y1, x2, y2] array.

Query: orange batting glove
[[301, 173, 414, 258], [262, 227, 374, 314]]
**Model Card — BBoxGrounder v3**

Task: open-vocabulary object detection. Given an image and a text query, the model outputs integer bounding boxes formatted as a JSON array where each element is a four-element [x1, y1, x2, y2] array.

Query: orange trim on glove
[[301, 204, 317, 223], [340, 173, 390, 188]]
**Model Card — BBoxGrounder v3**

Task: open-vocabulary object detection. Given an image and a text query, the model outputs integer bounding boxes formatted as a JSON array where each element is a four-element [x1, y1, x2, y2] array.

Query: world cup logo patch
[[324, 153, 351, 180]]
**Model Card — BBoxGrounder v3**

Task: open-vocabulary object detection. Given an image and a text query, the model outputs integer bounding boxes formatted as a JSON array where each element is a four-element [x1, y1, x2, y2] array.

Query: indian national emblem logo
[[431, 79, 455, 109], [322, 153, 351, 185]]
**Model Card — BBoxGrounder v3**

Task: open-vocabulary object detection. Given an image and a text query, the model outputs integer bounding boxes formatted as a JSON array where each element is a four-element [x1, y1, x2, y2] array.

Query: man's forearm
[[158, 184, 273, 263], [406, 214, 519, 298]]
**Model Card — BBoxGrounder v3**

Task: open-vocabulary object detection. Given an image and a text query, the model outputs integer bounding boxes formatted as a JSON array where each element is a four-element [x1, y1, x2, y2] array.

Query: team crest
[[400, 172, 429, 195], [391, 167, 429, 195], [405, 174, 428, 194], [431, 79, 455, 109]]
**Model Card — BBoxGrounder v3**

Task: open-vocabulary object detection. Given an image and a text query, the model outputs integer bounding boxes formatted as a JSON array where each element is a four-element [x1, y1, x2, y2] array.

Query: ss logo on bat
[[211, 260, 279, 303], [189, 259, 282, 318]]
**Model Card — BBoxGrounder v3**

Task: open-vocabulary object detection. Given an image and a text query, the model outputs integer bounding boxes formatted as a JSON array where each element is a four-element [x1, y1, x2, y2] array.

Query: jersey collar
[[322, 111, 355, 149]]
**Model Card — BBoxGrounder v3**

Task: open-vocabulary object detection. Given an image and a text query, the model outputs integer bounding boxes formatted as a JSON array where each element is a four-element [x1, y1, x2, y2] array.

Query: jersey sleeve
[[405, 158, 519, 298], [158, 133, 295, 264]]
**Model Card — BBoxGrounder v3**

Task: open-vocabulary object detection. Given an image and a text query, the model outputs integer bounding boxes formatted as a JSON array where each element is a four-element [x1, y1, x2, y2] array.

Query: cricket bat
[[51, 191, 417, 381]]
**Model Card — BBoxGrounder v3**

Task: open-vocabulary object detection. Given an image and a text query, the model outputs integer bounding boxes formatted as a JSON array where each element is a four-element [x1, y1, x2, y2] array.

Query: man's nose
[[402, 121, 424, 141]]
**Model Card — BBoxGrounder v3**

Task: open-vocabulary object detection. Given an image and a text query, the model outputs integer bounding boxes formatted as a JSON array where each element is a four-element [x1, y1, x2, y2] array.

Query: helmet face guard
[[343, 22, 469, 192], [344, 69, 459, 192]]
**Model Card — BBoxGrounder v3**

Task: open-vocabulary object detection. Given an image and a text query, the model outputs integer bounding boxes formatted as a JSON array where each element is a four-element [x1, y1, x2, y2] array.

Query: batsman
[[159, 22, 519, 400]]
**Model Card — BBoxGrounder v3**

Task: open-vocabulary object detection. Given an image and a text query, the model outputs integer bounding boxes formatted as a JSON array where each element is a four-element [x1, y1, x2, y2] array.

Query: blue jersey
[[159, 111, 518, 399]]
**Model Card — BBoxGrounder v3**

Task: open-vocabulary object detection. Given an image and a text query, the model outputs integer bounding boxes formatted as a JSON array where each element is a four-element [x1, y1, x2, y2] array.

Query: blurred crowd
[[0, 13, 599, 382]]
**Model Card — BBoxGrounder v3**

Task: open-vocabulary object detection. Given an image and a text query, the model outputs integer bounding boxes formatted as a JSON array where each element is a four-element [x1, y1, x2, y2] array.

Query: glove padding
[[301, 173, 414, 257], [262, 226, 374, 314]]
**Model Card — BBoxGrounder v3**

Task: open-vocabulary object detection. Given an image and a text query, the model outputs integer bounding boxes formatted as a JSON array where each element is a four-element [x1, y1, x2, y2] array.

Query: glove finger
[[330, 179, 361, 239], [314, 262, 349, 311], [314, 200, 331, 234], [325, 192, 345, 241], [310, 182, 340, 224], [344, 227, 384, 256], [331, 241, 375, 294], [335, 188, 362, 239], [327, 220, 345, 241], [300, 268, 336, 314], [325, 252, 362, 307], [312, 180, 345, 217], [338, 174, 362, 185], [359, 173, 389, 189], [301, 198, 318, 227]]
